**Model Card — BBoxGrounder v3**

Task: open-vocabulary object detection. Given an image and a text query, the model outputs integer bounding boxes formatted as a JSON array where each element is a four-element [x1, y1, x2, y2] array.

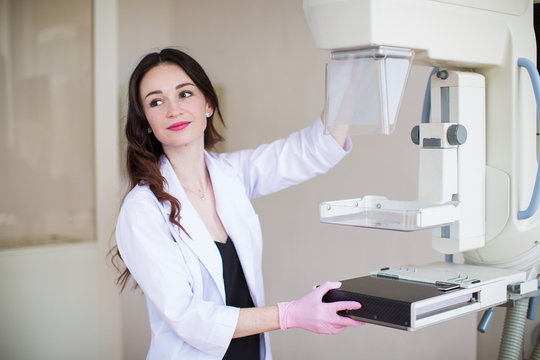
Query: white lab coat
[[116, 119, 351, 359]]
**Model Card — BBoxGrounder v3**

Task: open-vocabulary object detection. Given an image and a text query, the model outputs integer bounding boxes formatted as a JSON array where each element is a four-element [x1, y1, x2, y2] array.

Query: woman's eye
[[149, 99, 163, 107], [180, 91, 193, 98]]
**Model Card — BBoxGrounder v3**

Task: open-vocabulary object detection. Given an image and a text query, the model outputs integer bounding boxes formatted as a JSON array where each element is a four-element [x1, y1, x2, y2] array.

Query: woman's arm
[[233, 282, 364, 338], [218, 116, 351, 200], [328, 123, 349, 148], [233, 306, 279, 338], [321, 109, 349, 148]]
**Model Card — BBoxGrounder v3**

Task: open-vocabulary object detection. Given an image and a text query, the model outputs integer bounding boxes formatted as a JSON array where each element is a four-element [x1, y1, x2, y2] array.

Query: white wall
[[117, 1, 479, 359]]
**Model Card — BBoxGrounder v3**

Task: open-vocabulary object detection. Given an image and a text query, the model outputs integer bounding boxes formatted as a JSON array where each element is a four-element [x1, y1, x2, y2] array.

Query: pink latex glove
[[277, 281, 365, 334]]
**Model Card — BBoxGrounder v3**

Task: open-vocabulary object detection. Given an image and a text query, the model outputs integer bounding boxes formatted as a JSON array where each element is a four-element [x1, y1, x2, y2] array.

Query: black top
[[215, 237, 260, 360]]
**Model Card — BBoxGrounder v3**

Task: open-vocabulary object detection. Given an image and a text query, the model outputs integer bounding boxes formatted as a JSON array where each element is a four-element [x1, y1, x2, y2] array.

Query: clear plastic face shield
[[324, 46, 414, 135]]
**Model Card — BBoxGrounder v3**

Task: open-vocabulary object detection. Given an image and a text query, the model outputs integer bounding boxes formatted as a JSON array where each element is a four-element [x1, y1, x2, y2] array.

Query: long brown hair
[[112, 48, 224, 290]]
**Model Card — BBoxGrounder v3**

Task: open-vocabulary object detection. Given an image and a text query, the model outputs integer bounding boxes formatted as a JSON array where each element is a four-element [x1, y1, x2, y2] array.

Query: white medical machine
[[303, 0, 540, 356]]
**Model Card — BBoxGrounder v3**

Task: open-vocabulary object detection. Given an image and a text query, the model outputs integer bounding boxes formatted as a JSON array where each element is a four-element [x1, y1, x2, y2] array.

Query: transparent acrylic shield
[[324, 47, 413, 135]]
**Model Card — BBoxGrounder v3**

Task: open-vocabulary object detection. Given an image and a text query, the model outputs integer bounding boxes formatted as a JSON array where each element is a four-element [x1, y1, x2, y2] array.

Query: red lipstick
[[167, 121, 190, 131]]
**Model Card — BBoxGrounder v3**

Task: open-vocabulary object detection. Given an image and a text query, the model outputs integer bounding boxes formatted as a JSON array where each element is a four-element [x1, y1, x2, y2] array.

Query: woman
[[114, 48, 364, 360]]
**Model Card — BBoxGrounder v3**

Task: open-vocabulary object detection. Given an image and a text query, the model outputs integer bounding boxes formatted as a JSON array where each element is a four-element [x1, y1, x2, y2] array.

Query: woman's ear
[[205, 104, 214, 118]]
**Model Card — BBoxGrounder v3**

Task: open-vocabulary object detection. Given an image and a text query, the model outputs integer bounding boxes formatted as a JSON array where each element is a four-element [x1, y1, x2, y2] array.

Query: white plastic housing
[[320, 70, 486, 253], [303, 0, 530, 67], [418, 145, 457, 204], [429, 71, 486, 254], [306, 0, 540, 274]]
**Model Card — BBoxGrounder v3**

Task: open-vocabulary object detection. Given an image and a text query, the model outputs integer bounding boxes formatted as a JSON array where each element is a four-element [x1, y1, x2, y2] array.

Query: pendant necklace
[[183, 177, 209, 201]]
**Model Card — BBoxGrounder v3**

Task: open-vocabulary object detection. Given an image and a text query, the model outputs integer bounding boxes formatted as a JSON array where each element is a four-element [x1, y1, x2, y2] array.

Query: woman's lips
[[167, 121, 190, 131]]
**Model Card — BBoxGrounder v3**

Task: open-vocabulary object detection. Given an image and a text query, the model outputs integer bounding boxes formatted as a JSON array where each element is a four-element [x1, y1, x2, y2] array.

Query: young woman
[[114, 48, 364, 360]]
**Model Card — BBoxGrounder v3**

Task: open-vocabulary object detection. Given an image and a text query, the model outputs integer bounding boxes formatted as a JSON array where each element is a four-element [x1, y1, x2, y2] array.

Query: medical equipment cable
[[421, 66, 440, 124], [498, 298, 528, 360], [531, 337, 540, 360]]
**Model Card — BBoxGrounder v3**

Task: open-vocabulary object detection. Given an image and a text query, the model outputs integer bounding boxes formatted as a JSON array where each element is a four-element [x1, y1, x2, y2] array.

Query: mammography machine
[[303, 0, 540, 358]]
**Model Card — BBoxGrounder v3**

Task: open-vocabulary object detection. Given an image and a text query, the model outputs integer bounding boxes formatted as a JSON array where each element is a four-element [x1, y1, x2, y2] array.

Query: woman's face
[[139, 63, 213, 152]]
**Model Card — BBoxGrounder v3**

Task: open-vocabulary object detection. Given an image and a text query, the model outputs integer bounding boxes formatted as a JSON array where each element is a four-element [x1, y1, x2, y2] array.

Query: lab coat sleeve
[[116, 189, 239, 358], [219, 118, 351, 199]]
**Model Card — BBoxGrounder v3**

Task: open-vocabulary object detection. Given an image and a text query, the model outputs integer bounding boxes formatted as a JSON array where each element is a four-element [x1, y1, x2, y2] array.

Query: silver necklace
[[183, 178, 209, 201]]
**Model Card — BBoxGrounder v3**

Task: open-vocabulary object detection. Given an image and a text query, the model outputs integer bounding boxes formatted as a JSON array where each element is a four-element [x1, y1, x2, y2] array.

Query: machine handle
[[527, 296, 537, 320], [477, 307, 494, 333], [527, 280, 540, 320], [517, 58, 540, 220]]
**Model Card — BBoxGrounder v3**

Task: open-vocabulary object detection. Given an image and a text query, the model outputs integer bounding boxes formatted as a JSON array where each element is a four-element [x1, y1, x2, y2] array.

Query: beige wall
[[117, 1, 481, 359], [0, 244, 101, 359], [0, 0, 94, 246], [0, 1, 122, 359]]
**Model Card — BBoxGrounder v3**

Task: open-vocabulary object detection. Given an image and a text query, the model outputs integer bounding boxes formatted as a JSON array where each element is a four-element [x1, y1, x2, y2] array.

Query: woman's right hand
[[277, 281, 365, 334]]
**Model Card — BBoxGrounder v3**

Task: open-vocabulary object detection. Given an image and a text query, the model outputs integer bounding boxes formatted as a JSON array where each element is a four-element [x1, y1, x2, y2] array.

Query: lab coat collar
[[159, 155, 226, 303], [158, 154, 259, 306], [205, 152, 259, 307]]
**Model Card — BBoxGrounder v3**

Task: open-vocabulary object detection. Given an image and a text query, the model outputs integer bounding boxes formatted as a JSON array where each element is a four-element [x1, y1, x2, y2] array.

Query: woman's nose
[[166, 101, 183, 118]]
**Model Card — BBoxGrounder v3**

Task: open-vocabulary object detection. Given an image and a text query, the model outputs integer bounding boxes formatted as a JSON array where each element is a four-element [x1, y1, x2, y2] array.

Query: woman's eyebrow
[[144, 90, 162, 99], [176, 82, 194, 90], [144, 82, 195, 99]]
